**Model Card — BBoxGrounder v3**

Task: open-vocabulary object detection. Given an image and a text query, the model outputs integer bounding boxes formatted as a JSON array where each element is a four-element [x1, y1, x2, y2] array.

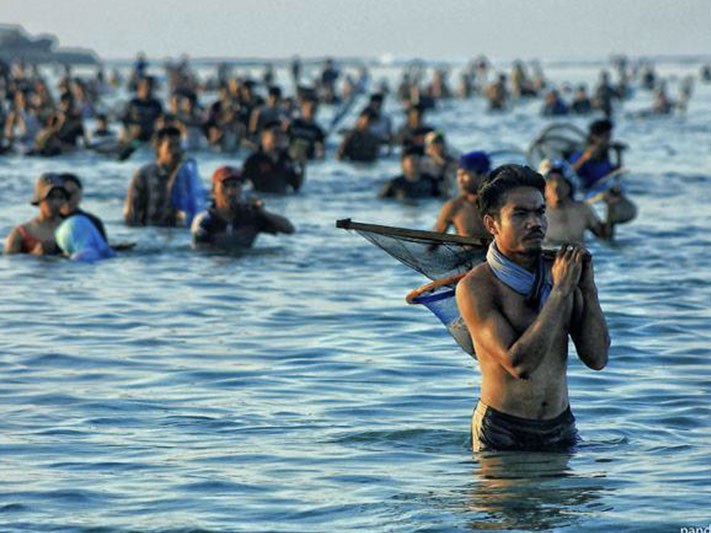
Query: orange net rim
[[405, 272, 467, 304]]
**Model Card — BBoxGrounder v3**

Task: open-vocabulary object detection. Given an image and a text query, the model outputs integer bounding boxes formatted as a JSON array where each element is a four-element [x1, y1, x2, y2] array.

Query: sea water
[[0, 60, 709, 532]]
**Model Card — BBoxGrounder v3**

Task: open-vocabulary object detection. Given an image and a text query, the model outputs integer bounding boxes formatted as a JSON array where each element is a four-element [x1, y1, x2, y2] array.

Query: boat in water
[[0, 24, 98, 65]]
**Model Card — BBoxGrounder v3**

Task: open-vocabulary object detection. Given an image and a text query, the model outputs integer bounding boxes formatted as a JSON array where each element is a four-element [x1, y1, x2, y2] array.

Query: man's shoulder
[[244, 150, 266, 164], [461, 262, 493, 288], [457, 263, 498, 308], [440, 197, 458, 213], [572, 201, 596, 216], [76, 208, 105, 226], [137, 161, 160, 173]]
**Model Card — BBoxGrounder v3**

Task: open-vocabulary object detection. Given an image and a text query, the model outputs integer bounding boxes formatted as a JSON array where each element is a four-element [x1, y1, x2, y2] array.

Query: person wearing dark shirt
[[288, 98, 325, 161], [336, 109, 381, 163], [319, 58, 340, 103], [541, 89, 569, 117], [124, 126, 191, 226], [571, 85, 592, 115], [249, 86, 289, 138], [191, 166, 294, 249], [122, 77, 163, 142], [568, 119, 618, 190], [55, 94, 87, 146], [237, 80, 263, 131], [59, 173, 107, 240], [290, 56, 302, 86], [379, 146, 442, 199], [34, 93, 87, 155], [593, 71, 616, 119], [242, 123, 304, 194], [396, 103, 431, 148]]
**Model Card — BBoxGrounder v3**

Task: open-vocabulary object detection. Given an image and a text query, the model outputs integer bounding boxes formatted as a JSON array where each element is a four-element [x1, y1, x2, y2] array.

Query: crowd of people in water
[[1, 52, 706, 260], [1, 50, 707, 453]]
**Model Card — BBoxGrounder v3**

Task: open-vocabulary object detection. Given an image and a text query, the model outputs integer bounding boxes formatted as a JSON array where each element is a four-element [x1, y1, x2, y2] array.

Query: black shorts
[[471, 400, 578, 452]]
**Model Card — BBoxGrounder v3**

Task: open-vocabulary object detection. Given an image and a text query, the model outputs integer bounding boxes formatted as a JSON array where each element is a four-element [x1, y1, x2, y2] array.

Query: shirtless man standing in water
[[433, 151, 491, 241], [540, 159, 613, 244], [456, 165, 609, 452]]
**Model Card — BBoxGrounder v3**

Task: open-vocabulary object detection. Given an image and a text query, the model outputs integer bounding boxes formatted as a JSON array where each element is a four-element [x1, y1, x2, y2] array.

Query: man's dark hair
[[60, 173, 82, 190], [589, 119, 613, 137], [154, 126, 182, 143], [402, 145, 424, 159], [138, 76, 154, 89], [268, 86, 282, 98], [369, 93, 384, 104], [60, 92, 74, 105], [477, 164, 545, 218], [359, 108, 377, 121]]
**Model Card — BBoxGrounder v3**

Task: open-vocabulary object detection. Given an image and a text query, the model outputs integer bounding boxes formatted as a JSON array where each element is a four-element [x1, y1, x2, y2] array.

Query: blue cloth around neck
[[486, 242, 552, 309]]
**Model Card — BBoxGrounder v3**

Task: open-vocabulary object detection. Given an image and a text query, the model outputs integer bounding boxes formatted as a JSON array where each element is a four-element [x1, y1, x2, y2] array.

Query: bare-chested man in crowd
[[456, 165, 609, 452], [540, 159, 613, 244], [433, 151, 490, 241]]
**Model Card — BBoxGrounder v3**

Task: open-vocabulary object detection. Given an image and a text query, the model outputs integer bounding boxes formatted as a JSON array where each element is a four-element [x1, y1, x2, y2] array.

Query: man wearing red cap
[[191, 166, 294, 249]]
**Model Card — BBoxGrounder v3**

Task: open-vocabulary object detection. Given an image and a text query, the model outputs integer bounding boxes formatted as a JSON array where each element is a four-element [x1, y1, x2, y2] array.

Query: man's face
[[156, 135, 183, 167], [457, 168, 480, 195], [402, 155, 420, 179], [261, 129, 277, 152], [40, 188, 68, 218], [214, 179, 243, 211], [487, 187, 547, 255], [137, 80, 151, 98], [591, 131, 611, 150], [14, 91, 27, 108], [302, 101, 316, 120], [427, 140, 444, 156], [61, 181, 82, 214], [545, 173, 570, 206]]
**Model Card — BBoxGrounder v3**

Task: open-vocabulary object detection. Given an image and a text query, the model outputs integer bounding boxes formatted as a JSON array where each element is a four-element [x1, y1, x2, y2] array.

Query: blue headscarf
[[56, 215, 116, 262]]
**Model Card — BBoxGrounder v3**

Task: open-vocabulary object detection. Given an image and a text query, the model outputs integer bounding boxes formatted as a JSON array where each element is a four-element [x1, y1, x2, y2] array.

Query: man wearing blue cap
[[433, 151, 491, 240]]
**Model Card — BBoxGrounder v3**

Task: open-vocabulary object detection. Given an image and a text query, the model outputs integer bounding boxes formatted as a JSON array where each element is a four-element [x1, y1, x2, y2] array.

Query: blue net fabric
[[407, 277, 476, 358]]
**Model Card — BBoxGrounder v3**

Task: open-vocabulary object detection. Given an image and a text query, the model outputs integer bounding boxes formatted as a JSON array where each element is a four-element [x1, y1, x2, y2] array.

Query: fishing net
[[336, 219, 487, 281], [526, 123, 586, 169], [405, 273, 475, 357], [337, 219, 487, 357]]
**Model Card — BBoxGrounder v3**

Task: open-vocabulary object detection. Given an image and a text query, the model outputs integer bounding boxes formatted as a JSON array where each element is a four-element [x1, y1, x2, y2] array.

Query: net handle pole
[[336, 219, 488, 247]]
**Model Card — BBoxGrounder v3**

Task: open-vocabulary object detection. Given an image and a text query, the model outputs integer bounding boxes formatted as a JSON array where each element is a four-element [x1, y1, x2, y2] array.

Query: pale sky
[[2, 0, 710, 61]]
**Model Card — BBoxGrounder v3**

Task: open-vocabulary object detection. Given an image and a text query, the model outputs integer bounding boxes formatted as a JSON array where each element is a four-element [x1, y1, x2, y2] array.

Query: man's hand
[[31, 240, 57, 255], [551, 243, 585, 296], [578, 249, 596, 293]]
